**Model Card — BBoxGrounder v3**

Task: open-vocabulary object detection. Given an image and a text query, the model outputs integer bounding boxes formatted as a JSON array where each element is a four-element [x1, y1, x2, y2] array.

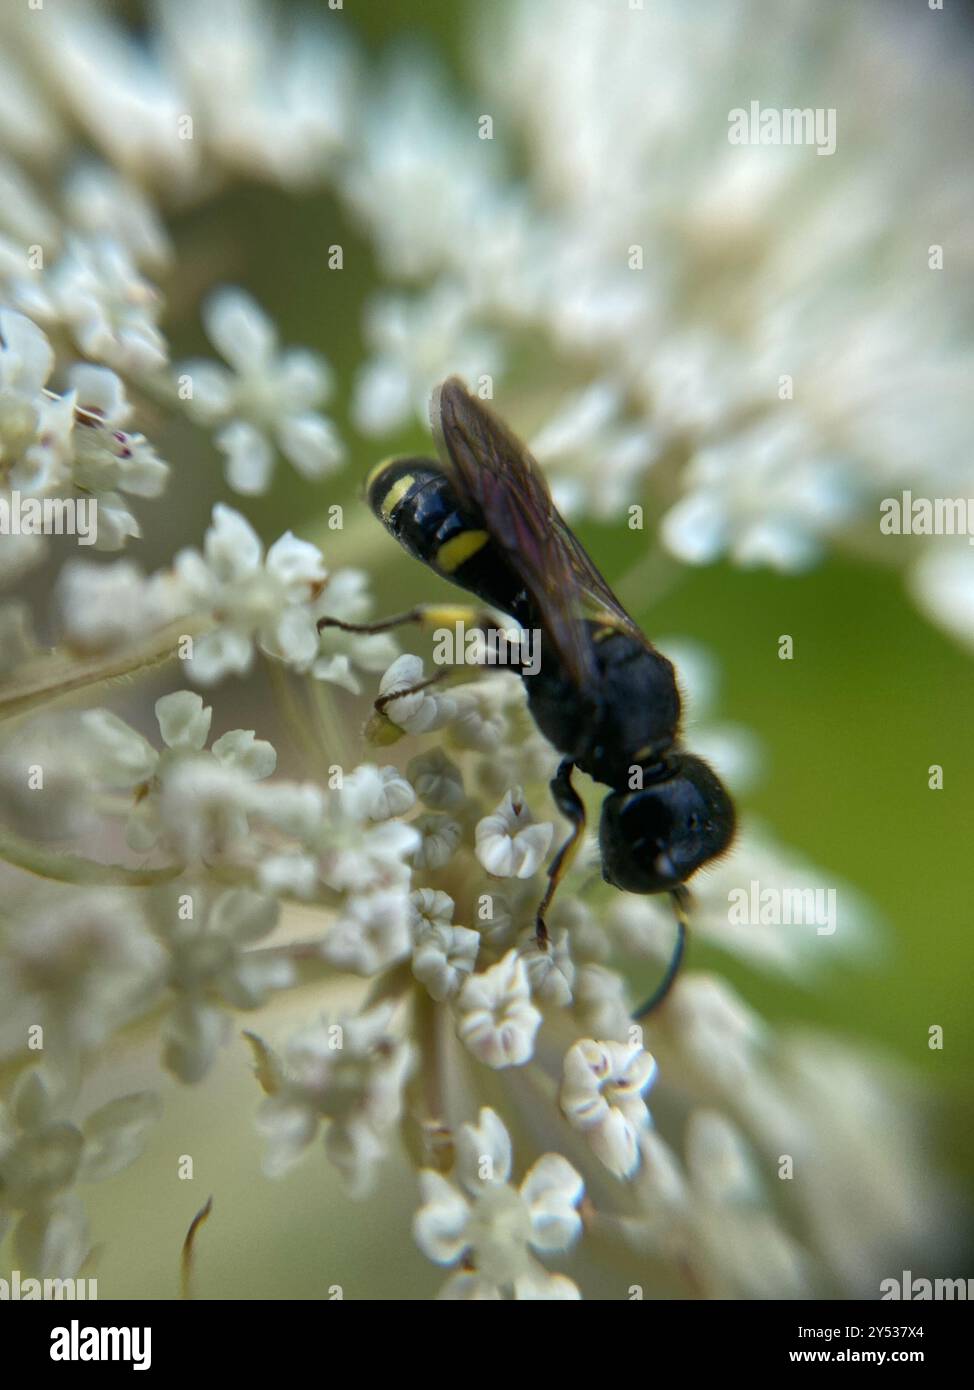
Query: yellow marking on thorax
[[378, 473, 415, 521], [436, 529, 489, 573], [593, 623, 617, 642]]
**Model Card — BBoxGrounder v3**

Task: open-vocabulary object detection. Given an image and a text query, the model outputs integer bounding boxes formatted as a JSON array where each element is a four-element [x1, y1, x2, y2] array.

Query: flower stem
[[0, 618, 210, 724], [0, 825, 182, 887]]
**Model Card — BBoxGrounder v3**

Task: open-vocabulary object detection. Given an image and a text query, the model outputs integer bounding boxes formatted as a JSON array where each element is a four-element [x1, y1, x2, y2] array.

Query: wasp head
[[599, 754, 735, 894]]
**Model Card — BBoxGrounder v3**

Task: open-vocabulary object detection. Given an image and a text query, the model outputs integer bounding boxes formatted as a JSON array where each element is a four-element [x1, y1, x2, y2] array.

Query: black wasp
[[319, 378, 736, 1013]]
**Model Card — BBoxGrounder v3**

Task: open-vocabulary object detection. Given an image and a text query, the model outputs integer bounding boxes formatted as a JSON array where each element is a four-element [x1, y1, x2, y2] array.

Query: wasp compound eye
[[599, 755, 736, 894]]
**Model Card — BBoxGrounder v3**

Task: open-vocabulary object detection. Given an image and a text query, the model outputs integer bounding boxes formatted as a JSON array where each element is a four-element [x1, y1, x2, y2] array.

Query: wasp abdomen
[[366, 456, 533, 621]]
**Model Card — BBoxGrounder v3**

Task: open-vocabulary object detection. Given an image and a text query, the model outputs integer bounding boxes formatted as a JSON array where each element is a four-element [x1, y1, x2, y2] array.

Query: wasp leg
[[376, 658, 521, 717], [319, 604, 516, 719], [317, 603, 497, 638], [634, 885, 690, 1018], [535, 759, 586, 951], [374, 667, 453, 716]]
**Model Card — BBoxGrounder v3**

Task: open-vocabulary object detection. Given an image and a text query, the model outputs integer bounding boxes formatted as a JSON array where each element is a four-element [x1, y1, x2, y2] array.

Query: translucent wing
[[431, 377, 644, 686]]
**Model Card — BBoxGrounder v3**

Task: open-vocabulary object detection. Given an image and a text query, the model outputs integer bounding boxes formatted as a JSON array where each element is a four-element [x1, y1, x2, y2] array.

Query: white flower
[[409, 888, 456, 933], [16, 1, 198, 186], [341, 55, 497, 280], [448, 684, 510, 753], [56, 557, 180, 652], [0, 1069, 159, 1278], [0, 312, 59, 554], [0, 891, 164, 1061], [648, 975, 766, 1101], [465, 0, 974, 617], [413, 1107, 583, 1299], [246, 780, 325, 844], [0, 714, 96, 841], [532, 379, 661, 520], [561, 1039, 657, 1179], [572, 964, 633, 1043], [661, 417, 853, 572], [0, 311, 169, 546], [80, 707, 158, 789], [159, 0, 353, 187], [456, 949, 541, 1069], [377, 654, 456, 733], [475, 788, 553, 878], [519, 926, 575, 1008], [413, 926, 480, 1001], [256, 1002, 413, 1196], [64, 163, 171, 269], [43, 235, 167, 373], [606, 819, 872, 984], [410, 813, 462, 870], [353, 283, 501, 436], [910, 543, 974, 651], [625, 1114, 809, 1299], [66, 363, 169, 497], [406, 747, 465, 810], [320, 888, 412, 976], [81, 690, 276, 856], [411, 894, 480, 1002], [152, 758, 266, 865], [0, 304, 52, 410], [173, 505, 326, 683], [149, 886, 289, 1083], [306, 778, 421, 894], [257, 851, 319, 900], [178, 287, 343, 493], [344, 763, 415, 821], [310, 567, 401, 691]]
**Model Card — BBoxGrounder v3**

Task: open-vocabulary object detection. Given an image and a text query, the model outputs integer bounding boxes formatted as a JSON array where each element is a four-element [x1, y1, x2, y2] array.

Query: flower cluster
[[0, 307, 168, 574]]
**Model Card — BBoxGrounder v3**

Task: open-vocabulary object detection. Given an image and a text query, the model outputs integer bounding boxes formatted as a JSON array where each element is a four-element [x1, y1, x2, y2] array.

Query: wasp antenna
[[634, 887, 690, 1019]]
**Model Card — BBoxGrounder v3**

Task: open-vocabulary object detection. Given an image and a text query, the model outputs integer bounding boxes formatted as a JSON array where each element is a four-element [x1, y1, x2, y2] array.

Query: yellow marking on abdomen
[[436, 529, 489, 573], [378, 472, 415, 521]]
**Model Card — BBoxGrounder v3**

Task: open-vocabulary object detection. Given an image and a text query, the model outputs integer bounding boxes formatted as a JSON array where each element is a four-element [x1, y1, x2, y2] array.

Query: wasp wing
[[557, 518, 647, 640], [431, 377, 643, 686]]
